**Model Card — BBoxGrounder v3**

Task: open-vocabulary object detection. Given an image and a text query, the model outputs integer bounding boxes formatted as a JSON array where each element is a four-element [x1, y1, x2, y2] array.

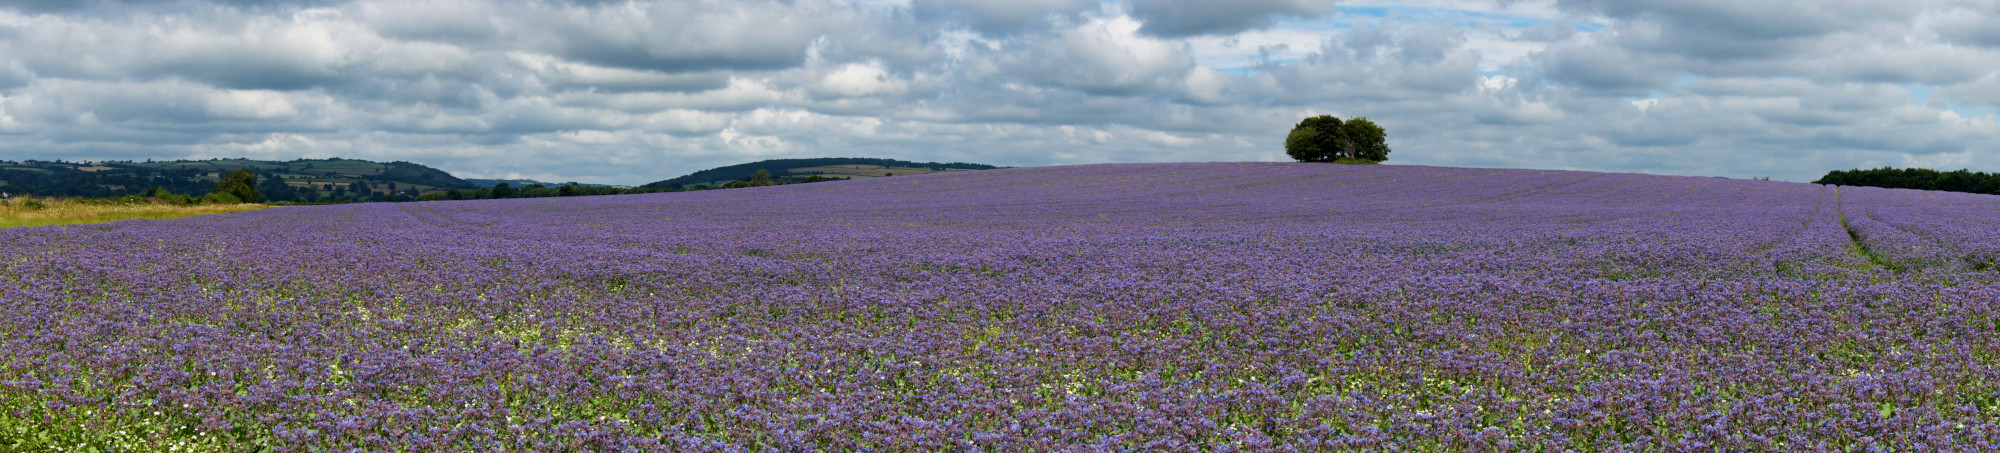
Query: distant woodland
[[1815, 167, 2000, 195], [0, 158, 475, 203]]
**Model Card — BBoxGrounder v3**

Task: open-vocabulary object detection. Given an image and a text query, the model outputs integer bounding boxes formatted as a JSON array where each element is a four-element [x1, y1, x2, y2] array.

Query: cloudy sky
[[0, 0, 1995, 184]]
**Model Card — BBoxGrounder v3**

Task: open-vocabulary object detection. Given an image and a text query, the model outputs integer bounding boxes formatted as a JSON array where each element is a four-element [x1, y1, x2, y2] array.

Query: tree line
[[1815, 167, 2000, 195]]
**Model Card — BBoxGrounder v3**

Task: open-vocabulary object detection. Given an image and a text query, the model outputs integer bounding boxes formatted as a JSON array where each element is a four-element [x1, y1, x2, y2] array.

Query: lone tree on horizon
[[1285, 115, 1390, 163]]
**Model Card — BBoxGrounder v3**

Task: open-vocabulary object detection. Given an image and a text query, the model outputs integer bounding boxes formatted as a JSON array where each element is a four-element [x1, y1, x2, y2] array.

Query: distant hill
[[0, 158, 475, 202], [466, 178, 621, 189], [641, 157, 1000, 189]]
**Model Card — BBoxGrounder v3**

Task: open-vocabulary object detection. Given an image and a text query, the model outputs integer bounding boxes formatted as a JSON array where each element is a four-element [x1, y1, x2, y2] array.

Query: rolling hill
[[465, 178, 621, 189], [640, 157, 999, 189], [0, 158, 475, 202]]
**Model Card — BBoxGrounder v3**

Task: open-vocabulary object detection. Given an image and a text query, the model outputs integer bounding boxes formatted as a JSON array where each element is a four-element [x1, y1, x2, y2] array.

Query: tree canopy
[[212, 170, 262, 203], [1816, 167, 2000, 195], [1286, 115, 1390, 163]]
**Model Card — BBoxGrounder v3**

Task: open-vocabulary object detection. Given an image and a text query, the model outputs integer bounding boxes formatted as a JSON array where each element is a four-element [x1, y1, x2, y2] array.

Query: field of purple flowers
[[5, 162, 2000, 451]]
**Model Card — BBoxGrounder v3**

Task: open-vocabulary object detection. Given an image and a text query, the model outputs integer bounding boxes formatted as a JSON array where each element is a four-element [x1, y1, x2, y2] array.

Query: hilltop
[[640, 157, 998, 189], [465, 178, 621, 189], [0, 158, 475, 203]]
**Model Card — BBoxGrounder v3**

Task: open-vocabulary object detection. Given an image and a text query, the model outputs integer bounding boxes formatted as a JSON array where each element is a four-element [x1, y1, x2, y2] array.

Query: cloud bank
[[0, 0, 1993, 183]]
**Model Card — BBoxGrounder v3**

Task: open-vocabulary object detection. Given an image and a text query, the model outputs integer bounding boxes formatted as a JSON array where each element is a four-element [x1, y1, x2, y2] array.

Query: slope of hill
[[466, 178, 621, 189], [0, 158, 475, 202], [640, 157, 999, 188]]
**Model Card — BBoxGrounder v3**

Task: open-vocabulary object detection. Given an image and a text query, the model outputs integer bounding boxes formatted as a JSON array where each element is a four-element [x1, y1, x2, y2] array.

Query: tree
[[258, 174, 297, 202], [1285, 115, 1392, 163], [212, 170, 262, 203], [1285, 115, 1342, 162], [1340, 118, 1389, 162], [749, 169, 774, 187]]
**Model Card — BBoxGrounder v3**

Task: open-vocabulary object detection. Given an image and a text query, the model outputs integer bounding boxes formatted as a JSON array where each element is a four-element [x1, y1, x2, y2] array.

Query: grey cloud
[[1000, 18, 1198, 95], [1512, 22, 1578, 42], [0, 61, 33, 90], [0, 0, 342, 14], [1546, 0, 1924, 70], [911, 0, 1099, 35], [528, 0, 859, 73], [1529, 37, 1682, 95], [0, 79, 342, 153], [1685, 77, 1823, 98], [1933, 6, 2000, 48], [1253, 23, 1482, 103], [1553, 0, 1917, 41], [144, 52, 350, 92], [1813, 44, 1999, 85], [1543, 22, 2000, 88], [511, 55, 732, 93], [359, 0, 500, 43], [1127, 0, 1339, 37], [1938, 73, 2000, 108]]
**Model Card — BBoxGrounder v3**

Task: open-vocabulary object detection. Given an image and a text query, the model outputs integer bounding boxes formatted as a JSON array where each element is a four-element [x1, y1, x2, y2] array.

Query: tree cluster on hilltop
[[1816, 167, 2000, 195], [1285, 115, 1391, 163]]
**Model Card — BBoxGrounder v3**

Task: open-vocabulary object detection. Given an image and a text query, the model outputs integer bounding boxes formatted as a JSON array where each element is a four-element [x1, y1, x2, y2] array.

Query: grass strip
[[0, 199, 270, 229]]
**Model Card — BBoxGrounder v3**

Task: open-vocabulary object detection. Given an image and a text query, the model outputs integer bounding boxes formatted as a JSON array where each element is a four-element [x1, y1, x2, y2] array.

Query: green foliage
[[148, 187, 196, 205], [749, 169, 775, 187], [1341, 118, 1390, 162], [1816, 167, 2000, 195], [201, 191, 243, 205], [211, 170, 262, 203], [1285, 115, 1392, 163], [20, 199, 44, 210], [0, 396, 258, 452], [1285, 115, 1341, 162], [0, 158, 472, 203]]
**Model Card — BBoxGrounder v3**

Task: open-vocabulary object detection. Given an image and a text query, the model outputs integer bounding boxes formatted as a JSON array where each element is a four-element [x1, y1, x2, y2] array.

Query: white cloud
[[814, 61, 905, 98], [1006, 16, 1196, 94], [205, 89, 300, 119]]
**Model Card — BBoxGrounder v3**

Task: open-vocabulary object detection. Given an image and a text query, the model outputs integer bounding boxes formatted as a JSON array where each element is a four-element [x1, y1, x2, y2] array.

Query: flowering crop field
[[6, 162, 2000, 451]]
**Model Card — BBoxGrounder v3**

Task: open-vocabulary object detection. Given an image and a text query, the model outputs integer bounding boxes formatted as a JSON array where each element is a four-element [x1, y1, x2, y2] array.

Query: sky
[[0, 0, 1995, 185]]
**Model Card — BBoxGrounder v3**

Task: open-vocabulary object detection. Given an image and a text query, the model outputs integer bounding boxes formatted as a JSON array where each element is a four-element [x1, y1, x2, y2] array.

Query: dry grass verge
[[0, 197, 270, 228]]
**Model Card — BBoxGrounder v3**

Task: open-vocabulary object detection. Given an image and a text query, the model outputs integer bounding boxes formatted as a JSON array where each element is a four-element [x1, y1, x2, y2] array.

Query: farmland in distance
[[4, 162, 2000, 450]]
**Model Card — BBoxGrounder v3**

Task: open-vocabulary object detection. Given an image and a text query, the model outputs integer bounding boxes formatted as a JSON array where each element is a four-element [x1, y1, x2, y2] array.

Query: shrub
[[202, 192, 243, 205]]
